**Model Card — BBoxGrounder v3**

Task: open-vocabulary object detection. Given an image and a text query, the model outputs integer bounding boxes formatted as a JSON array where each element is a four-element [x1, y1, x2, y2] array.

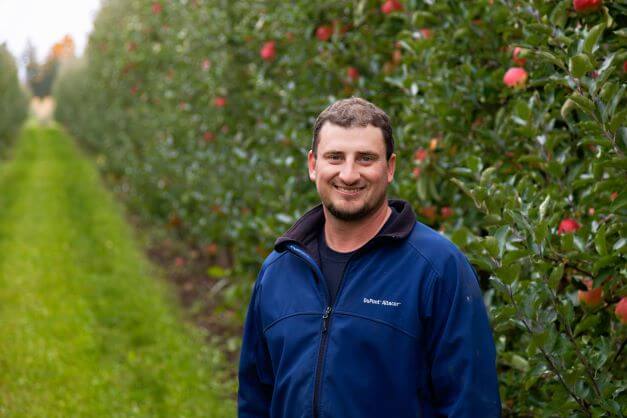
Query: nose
[[338, 160, 360, 185]]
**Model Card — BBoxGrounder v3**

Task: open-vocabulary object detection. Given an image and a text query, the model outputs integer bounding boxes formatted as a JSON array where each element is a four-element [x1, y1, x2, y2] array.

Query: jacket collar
[[274, 199, 416, 261]]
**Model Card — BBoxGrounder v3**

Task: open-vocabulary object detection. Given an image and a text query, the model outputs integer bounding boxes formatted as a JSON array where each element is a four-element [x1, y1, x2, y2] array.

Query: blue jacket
[[238, 200, 501, 417]]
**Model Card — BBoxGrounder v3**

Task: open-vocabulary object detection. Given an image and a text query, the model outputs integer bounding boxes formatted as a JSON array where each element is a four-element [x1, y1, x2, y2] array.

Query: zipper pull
[[322, 306, 332, 333]]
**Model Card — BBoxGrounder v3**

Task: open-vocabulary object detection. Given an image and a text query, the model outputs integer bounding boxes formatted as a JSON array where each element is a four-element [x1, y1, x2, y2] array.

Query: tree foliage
[[0, 44, 28, 147]]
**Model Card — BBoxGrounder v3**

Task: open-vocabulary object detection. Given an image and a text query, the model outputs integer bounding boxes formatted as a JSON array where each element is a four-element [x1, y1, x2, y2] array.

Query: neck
[[323, 202, 391, 253]]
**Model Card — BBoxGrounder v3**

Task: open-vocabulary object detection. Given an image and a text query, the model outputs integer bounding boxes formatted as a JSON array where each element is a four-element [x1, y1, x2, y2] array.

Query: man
[[238, 97, 501, 417]]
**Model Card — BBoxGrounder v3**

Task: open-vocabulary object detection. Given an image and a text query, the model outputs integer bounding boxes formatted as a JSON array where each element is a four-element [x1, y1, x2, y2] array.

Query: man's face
[[308, 122, 396, 222]]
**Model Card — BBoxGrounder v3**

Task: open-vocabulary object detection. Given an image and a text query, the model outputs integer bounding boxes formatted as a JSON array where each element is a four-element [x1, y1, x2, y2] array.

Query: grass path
[[0, 123, 233, 417]]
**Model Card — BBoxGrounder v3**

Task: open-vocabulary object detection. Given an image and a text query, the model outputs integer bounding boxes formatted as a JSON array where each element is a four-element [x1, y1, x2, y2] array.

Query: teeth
[[335, 185, 364, 192]]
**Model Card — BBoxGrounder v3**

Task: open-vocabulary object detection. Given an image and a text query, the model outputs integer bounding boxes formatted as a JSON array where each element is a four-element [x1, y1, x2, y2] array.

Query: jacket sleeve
[[423, 251, 501, 417], [238, 268, 274, 418]]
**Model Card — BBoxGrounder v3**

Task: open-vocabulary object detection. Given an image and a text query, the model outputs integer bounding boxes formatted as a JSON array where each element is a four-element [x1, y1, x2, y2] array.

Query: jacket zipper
[[312, 254, 356, 418], [287, 244, 359, 418], [312, 305, 332, 418]]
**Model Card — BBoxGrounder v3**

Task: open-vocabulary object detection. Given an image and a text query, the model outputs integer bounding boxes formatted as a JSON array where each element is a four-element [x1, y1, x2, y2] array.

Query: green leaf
[[548, 264, 564, 289], [594, 224, 607, 256], [527, 49, 565, 69], [484, 236, 499, 258], [610, 192, 627, 212], [505, 208, 532, 233], [539, 195, 551, 220], [609, 108, 627, 133], [489, 275, 510, 297], [582, 23, 606, 55], [560, 233, 575, 252], [569, 53, 594, 78], [560, 98, 576, 120], [549, 0, 569, 28], [496, 264, 521, 285], [534, 220, 549, 245], [450, 177, 470, 196], [574, 314, 601, 336], [466, 155, 483, 174], [557, 300, 575, 323], [207, 265, 231, 278], [593, 53, 616, 92], [502, 249, 533, 267], [451, 227, 470, 247], [613, 237, 626, 252], [479, 166, 497, 186], [568, 93, 596, 117], [528, 330, 549, 356], [510, 354, 529, 372], [494, 225, 509, 258], [592, 255, 618, 274], [604, 85, 624, 122], [417, 175, 427, 201], [468, 255, 495, 272]]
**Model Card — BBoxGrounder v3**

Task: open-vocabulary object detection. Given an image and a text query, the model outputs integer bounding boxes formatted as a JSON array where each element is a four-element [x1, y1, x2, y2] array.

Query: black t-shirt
[[317, 209, 397, 306], [318, 231, 355, 306]]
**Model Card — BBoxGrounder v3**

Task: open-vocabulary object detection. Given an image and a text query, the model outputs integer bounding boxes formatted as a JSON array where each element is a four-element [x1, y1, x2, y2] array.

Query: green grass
[[0, 122, 234, 417]]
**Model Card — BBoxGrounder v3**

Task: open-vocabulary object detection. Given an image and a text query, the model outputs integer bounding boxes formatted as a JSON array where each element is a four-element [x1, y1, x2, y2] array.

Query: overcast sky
[[0, 0, 101, 75]]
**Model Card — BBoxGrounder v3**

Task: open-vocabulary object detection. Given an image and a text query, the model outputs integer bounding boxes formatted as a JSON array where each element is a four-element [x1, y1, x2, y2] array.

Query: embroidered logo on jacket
[[363, 297, 402, 307]]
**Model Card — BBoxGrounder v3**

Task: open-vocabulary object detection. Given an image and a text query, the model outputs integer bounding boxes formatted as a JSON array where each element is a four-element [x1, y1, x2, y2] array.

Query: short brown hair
[[312, 97, 394, 160]]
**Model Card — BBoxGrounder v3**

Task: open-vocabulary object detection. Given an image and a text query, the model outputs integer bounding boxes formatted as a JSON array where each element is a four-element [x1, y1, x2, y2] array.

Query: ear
[[308, 150, 316, 182], [387, 153, 396, 184]]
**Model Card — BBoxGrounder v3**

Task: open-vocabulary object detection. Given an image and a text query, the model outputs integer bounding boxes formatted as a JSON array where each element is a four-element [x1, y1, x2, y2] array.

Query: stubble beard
[[322, 187, 388, 222]]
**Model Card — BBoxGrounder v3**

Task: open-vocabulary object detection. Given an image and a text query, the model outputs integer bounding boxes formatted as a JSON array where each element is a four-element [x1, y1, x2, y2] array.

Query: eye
[[326, 153, 343, 161], [359, 154, 377, 162]]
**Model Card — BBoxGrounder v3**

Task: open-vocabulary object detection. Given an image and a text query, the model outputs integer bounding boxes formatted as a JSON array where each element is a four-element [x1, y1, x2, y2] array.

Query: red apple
[[503, 67, 528, 88], [260, 41, 276, 61], [152, 2, 162, 14], [573, 0, 602, 12], [214, 96, 227, 107], [558, 218, 581, 234], [578, 279, 603, 307], [419, 28, 432, 39], [512, 47, 526, 66], [347, 66, 360, 82], [414, 148, 428, 162], [316, 25, 333, 42], [203, 131, 215, 142], [420, 206, 437, 222], [204, 243, 218, 256], [440, 206, 454, 220], [381, 0, 403, 14], [615, 297, 627, 325], [392, 48, 403, 64]]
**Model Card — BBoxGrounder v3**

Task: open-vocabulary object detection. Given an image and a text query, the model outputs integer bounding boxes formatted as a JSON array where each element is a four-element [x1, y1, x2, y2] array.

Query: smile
[[333, 184, 366, 196]]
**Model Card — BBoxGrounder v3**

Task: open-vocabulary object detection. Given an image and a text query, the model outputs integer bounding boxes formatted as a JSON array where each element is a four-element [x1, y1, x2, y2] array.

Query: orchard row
[[0, 45, 29, 148], [53, 1, 626, 415]]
